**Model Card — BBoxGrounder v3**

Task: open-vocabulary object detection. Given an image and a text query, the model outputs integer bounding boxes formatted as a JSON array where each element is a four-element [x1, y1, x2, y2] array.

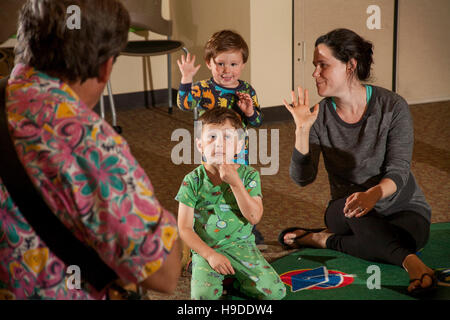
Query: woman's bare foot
[[283, 229, 333, 249], [403, 254, 435, 293]]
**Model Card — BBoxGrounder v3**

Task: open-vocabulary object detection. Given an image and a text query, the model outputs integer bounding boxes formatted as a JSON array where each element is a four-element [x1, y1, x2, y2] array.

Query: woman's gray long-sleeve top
[[289, 85, 431, 222]]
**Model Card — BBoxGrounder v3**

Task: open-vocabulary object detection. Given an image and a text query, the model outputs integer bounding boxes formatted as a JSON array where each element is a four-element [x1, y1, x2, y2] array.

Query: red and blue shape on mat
[[280, 266, 354, 292]]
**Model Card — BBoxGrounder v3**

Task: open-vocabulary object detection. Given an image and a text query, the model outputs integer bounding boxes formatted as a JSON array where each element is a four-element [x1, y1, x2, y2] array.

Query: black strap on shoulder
[[0, 77, 118, 292]]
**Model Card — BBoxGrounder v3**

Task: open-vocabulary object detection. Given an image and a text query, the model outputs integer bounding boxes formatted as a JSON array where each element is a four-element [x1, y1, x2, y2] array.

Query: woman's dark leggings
[[324, 198, 430, 266]]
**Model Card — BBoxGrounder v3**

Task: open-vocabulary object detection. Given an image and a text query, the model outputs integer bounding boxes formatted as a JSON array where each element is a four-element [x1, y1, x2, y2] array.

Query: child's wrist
[[181, 76, 193, 84], [203, 247, 216, 261], [245, 110, 255, 117], [229, 179, 245, 192]]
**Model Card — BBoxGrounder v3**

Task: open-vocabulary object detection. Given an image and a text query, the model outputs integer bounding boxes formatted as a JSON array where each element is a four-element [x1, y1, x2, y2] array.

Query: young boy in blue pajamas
[[175, 108, 285, 300], [177, 29, 265, 244]]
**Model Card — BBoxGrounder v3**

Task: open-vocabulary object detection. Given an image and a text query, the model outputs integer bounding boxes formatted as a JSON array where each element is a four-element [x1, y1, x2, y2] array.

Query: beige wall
[[397, 0, 450, 104], [250, 0, 292, 108], [113, 0, 291, 108], [109, 0, 172, 95], [294, 0, 394, 106], [113, 0, 252, 95], [170, 0, 251, 89], [3, 0, 448, 106], [111, 0, 450, 106]]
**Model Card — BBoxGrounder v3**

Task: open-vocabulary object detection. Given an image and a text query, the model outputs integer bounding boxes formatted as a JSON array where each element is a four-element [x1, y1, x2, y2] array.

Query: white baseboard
[[406, 96, 450, 105]]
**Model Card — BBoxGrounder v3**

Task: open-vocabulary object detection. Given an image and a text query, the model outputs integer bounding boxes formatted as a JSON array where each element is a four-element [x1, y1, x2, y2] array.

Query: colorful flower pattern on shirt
[[0, 64, 177, 299]]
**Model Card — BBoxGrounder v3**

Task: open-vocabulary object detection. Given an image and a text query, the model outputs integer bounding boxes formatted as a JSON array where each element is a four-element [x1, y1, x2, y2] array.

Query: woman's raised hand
[[283, 86, 319, 131], [177, 53, 201, 84]]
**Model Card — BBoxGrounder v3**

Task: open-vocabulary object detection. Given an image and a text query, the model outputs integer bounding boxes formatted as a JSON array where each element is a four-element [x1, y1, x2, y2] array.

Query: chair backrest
[[121, 0, 172, 36], [0, 0, 26, 44]]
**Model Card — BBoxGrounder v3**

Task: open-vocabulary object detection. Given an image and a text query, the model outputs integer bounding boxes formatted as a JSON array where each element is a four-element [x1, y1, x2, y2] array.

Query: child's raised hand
[[219, 164, 241, 186], [236, 92, 254, 117], [206, 252, 235, 275], [177, 53, 201, 84]]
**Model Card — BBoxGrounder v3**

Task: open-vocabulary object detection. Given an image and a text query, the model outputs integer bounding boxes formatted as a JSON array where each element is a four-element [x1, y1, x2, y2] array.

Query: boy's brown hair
[[198, 108, 243, 130], [204, 30, 249, 64]]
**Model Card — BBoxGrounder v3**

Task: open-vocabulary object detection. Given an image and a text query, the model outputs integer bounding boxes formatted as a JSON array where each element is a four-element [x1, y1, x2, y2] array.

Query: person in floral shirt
[[0, 0, 180, 300]]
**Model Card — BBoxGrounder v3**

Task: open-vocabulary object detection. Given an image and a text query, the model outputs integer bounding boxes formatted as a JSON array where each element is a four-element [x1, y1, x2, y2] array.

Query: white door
[[293, 0, 395, 105]]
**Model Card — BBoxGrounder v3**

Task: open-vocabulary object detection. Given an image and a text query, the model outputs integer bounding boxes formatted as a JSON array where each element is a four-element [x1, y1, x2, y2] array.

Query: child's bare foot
[[403, 254, 436, 294], [283, 229, 332, 249]]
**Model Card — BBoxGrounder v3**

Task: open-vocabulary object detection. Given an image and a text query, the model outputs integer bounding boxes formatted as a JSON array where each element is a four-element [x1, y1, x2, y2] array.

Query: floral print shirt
[[0, 64, 178, 300]]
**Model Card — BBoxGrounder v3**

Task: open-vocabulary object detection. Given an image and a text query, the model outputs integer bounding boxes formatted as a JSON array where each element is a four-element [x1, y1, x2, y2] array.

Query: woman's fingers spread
[[290, 90, 297, 106], [297, 86, 304, 105], [283, 99, 295, 113]]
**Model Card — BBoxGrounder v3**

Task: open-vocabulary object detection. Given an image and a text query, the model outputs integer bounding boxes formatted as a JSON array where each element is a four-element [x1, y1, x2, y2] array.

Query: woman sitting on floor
[[279, 28, 436, 296]]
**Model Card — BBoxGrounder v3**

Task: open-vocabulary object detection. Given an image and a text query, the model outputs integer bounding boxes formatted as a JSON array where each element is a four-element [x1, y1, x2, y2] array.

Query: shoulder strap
[[0, 77, 118, 292]]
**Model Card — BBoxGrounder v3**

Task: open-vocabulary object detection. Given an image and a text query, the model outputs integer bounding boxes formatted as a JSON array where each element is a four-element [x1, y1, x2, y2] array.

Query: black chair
[[101, 0, 188, 133]]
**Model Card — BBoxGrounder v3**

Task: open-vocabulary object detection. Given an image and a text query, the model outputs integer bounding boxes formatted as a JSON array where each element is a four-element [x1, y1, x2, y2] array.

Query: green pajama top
[[175, 164, 262, 248]]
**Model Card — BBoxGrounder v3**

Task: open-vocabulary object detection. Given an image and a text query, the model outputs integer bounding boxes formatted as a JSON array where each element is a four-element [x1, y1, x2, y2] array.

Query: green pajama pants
[[191, 242, 286, 300]]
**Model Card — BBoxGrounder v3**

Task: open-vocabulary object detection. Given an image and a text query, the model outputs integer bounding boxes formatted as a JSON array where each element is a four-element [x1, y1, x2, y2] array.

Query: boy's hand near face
[[236, 92, 255, 117], [177, 53, 201, 84], [218, 164, 241, 186]]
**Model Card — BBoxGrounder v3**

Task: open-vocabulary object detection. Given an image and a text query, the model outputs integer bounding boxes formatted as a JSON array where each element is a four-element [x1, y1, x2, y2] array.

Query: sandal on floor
[[277, 226, 326, 250], [409, 272, 438, 297]]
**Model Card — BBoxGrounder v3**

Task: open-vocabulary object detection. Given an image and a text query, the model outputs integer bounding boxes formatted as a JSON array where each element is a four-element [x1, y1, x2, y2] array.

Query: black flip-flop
[[277, 227, 326, 250], [409, 272, 438, 297]]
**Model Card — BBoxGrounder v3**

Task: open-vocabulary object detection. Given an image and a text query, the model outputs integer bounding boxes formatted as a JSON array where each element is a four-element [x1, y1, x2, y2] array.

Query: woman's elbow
[[289, 171, 315, 187]]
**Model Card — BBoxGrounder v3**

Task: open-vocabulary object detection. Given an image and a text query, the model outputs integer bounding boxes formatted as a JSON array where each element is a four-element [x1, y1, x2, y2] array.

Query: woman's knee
[[324, 198, 349, 233]]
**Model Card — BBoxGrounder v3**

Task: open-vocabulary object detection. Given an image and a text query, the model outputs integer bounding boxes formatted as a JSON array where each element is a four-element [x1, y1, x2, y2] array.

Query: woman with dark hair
[[0, 0, 181, 299], [279, 28, 436, 295]]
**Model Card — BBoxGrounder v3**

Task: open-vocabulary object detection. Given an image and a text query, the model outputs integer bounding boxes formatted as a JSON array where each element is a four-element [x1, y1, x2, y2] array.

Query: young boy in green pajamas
[[175, 108, 286, 300]]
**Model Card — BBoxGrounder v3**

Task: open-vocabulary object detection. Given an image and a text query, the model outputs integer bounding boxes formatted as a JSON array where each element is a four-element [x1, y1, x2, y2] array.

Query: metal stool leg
[[194, 107, 198, 121], [99, 92, 105, 119], [106, 80, 122, 134], [168, 52, 172, 114]]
